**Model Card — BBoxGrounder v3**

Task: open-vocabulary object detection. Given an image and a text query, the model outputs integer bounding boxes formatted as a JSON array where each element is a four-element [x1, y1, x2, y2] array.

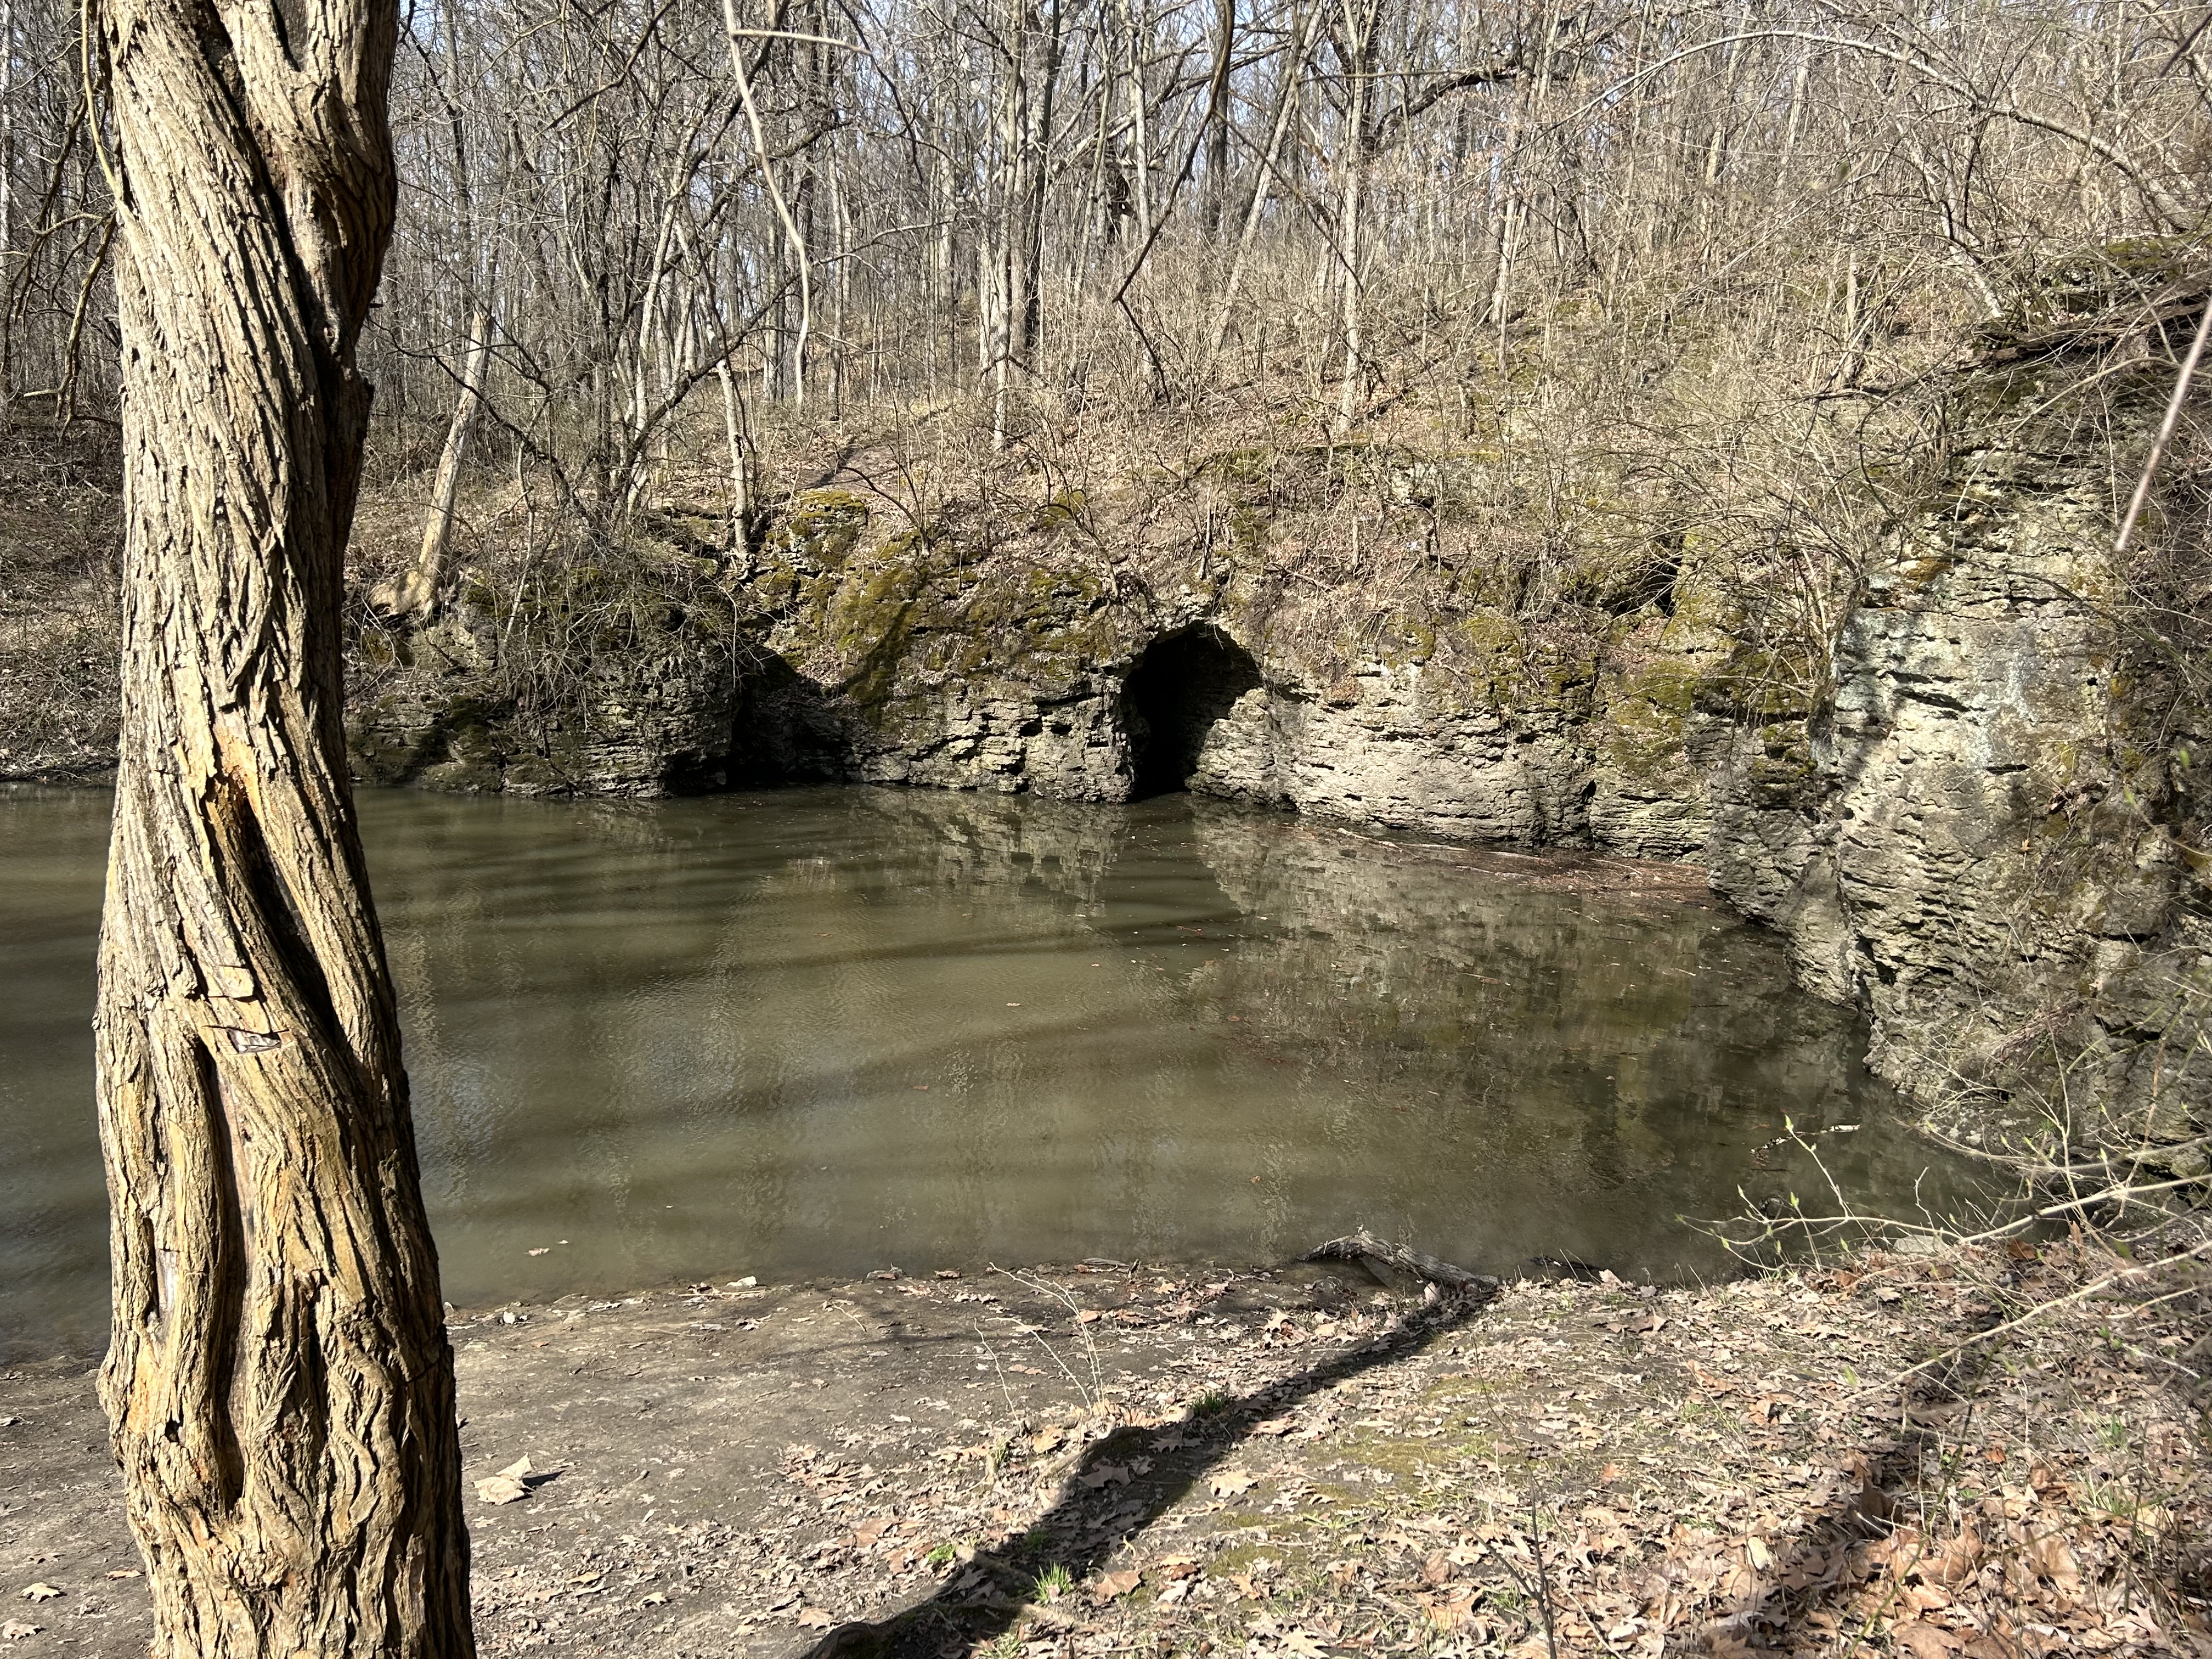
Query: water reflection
[[0, 784, 1978, 1359]]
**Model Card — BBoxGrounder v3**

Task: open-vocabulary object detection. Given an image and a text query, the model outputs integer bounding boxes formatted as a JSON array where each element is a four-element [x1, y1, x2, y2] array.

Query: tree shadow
[[800, 1282, 1495, 1659]]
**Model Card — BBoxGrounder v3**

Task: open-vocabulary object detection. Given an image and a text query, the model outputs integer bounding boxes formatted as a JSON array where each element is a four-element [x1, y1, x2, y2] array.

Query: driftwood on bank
[[1301, 1230, 1499, 1295]]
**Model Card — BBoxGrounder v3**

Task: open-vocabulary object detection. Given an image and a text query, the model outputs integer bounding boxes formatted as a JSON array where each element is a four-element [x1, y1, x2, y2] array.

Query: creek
[[0, 783, 1982, 1359]]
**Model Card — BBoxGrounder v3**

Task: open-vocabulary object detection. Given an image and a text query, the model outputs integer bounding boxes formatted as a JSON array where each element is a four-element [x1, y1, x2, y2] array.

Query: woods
[[5, 0, 2205, 532]]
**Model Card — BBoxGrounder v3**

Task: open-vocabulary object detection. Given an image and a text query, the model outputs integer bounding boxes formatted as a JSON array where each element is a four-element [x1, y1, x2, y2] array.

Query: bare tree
[[91, 0, 475, 1652]]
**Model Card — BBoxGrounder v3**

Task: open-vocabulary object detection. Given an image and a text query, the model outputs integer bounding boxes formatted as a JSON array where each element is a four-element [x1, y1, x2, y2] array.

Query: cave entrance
[[1123, 626, 1262, 797]]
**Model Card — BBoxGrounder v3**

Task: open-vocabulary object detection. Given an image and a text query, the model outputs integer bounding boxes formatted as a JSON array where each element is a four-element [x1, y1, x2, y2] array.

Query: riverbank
[[4, 1238, 2205, 1657]]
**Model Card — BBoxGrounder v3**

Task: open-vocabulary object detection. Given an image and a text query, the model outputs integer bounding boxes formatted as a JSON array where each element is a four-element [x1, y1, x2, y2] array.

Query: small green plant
[[923, 1542, 958, 1567], [1032, 1562, 1075, 1602], [1190, 1390, 1233, 1418]]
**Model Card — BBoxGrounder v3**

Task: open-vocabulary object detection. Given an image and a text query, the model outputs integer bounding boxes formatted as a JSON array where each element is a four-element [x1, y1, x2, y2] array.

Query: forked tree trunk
[[92, 2, 475, 1655]]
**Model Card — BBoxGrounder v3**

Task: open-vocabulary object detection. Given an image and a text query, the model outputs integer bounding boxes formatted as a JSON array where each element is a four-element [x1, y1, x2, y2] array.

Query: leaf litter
[[0, 1238, 2204, 1657]]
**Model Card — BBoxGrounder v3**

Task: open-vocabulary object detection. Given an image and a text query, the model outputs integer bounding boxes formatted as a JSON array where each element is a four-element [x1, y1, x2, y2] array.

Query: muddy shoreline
[[7, 1241, 2204, 1657]]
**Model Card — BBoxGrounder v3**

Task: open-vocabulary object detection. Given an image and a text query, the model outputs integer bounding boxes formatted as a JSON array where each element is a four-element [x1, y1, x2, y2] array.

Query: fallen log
[[1301, 1229, 1499, 1294]]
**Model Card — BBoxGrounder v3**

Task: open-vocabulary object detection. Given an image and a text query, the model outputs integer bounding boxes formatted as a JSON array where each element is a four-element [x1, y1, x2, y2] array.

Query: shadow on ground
[[800, 1284, 1494, 1659]]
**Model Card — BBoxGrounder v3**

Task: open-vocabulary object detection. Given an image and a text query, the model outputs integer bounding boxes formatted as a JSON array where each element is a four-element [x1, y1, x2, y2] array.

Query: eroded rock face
[[1697, 359, 2211, 1157], [701, 375, 2209, 1152], [327, 365, 2210, 1153], [347, 565, 747, 795]]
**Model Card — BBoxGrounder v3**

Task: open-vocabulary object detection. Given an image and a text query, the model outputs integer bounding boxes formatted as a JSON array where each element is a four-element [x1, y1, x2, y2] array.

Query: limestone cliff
[[668, 325, 2210, 1159], [12, 300, 2203, 1160]]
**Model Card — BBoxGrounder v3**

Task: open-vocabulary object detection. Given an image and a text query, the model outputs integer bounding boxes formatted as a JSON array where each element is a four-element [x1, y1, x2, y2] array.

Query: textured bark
[[92, 2, 475, 1655]]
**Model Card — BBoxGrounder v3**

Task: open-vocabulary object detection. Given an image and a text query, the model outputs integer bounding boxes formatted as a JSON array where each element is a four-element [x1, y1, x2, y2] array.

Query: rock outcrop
[[682, 339, 2211, 1158], [347, 555, 749, 795], [1705, 352, 2212, 1165], [15, 304, 2202, 1159]]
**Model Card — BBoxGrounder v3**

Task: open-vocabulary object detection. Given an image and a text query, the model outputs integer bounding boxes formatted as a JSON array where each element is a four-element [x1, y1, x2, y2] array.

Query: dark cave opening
[[1122, 626, 1262, 797]]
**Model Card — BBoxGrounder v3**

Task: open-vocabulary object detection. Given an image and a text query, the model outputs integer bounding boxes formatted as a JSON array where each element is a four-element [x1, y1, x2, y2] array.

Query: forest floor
[[3, 1238, 2207, 1658], [0, 422, 119, 785]]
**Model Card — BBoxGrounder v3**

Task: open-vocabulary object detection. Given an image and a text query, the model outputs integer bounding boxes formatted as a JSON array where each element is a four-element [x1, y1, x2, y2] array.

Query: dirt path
[[3, 1243, 2204, 1657]]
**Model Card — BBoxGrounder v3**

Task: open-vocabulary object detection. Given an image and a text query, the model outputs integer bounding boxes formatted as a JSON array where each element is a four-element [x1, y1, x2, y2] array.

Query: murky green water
[[1, 784, 1978, 1358]]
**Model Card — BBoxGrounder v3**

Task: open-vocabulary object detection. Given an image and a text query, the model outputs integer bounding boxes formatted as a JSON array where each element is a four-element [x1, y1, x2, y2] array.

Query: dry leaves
[[475, 1456, 536, 1505]]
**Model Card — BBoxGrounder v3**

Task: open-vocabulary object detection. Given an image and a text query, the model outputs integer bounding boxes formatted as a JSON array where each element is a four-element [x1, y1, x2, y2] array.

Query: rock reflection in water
[[0, 784, 1977, 1359]]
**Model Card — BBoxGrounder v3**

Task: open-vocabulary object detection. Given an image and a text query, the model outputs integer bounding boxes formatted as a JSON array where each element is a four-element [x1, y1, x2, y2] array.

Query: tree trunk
[[92, 2, 476, 1655], [1201, 0, 1233, 235], [1206, 0, 1323, 369], [0, 0, 14, 421], [374, 294, 492, 621]]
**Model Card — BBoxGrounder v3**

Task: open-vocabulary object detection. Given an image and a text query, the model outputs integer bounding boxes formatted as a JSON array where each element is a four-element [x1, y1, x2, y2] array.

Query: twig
[[990, 1267, 1105, 1408], [1477, 1513, 1559, 1659], [2116, 295, 2212, 555], [1882, 1238, 2212, 1389]]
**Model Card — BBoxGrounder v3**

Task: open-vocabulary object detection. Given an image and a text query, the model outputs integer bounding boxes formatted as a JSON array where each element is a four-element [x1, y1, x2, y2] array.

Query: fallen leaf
[[104, 1570, 140, 1581], [1091, 1570, 1141, 1600], [639, 1592, 668, 1607], [1420, 1590, 1480, 1632], [1893, 1622, 1960, 1658], [1079, 1463, 1132, 1488], [2026, 1532, 2082, 1600], [1210, 1471, 1258, 1497], [796, 1607, 836, 1628], [1, 1622, 40, 1642], [1931, 1526, 1983, 1585], [527, 1248, 550, 1256], [1156, 1579, 1190, 1606], [16, 1589, 59, 1605]]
